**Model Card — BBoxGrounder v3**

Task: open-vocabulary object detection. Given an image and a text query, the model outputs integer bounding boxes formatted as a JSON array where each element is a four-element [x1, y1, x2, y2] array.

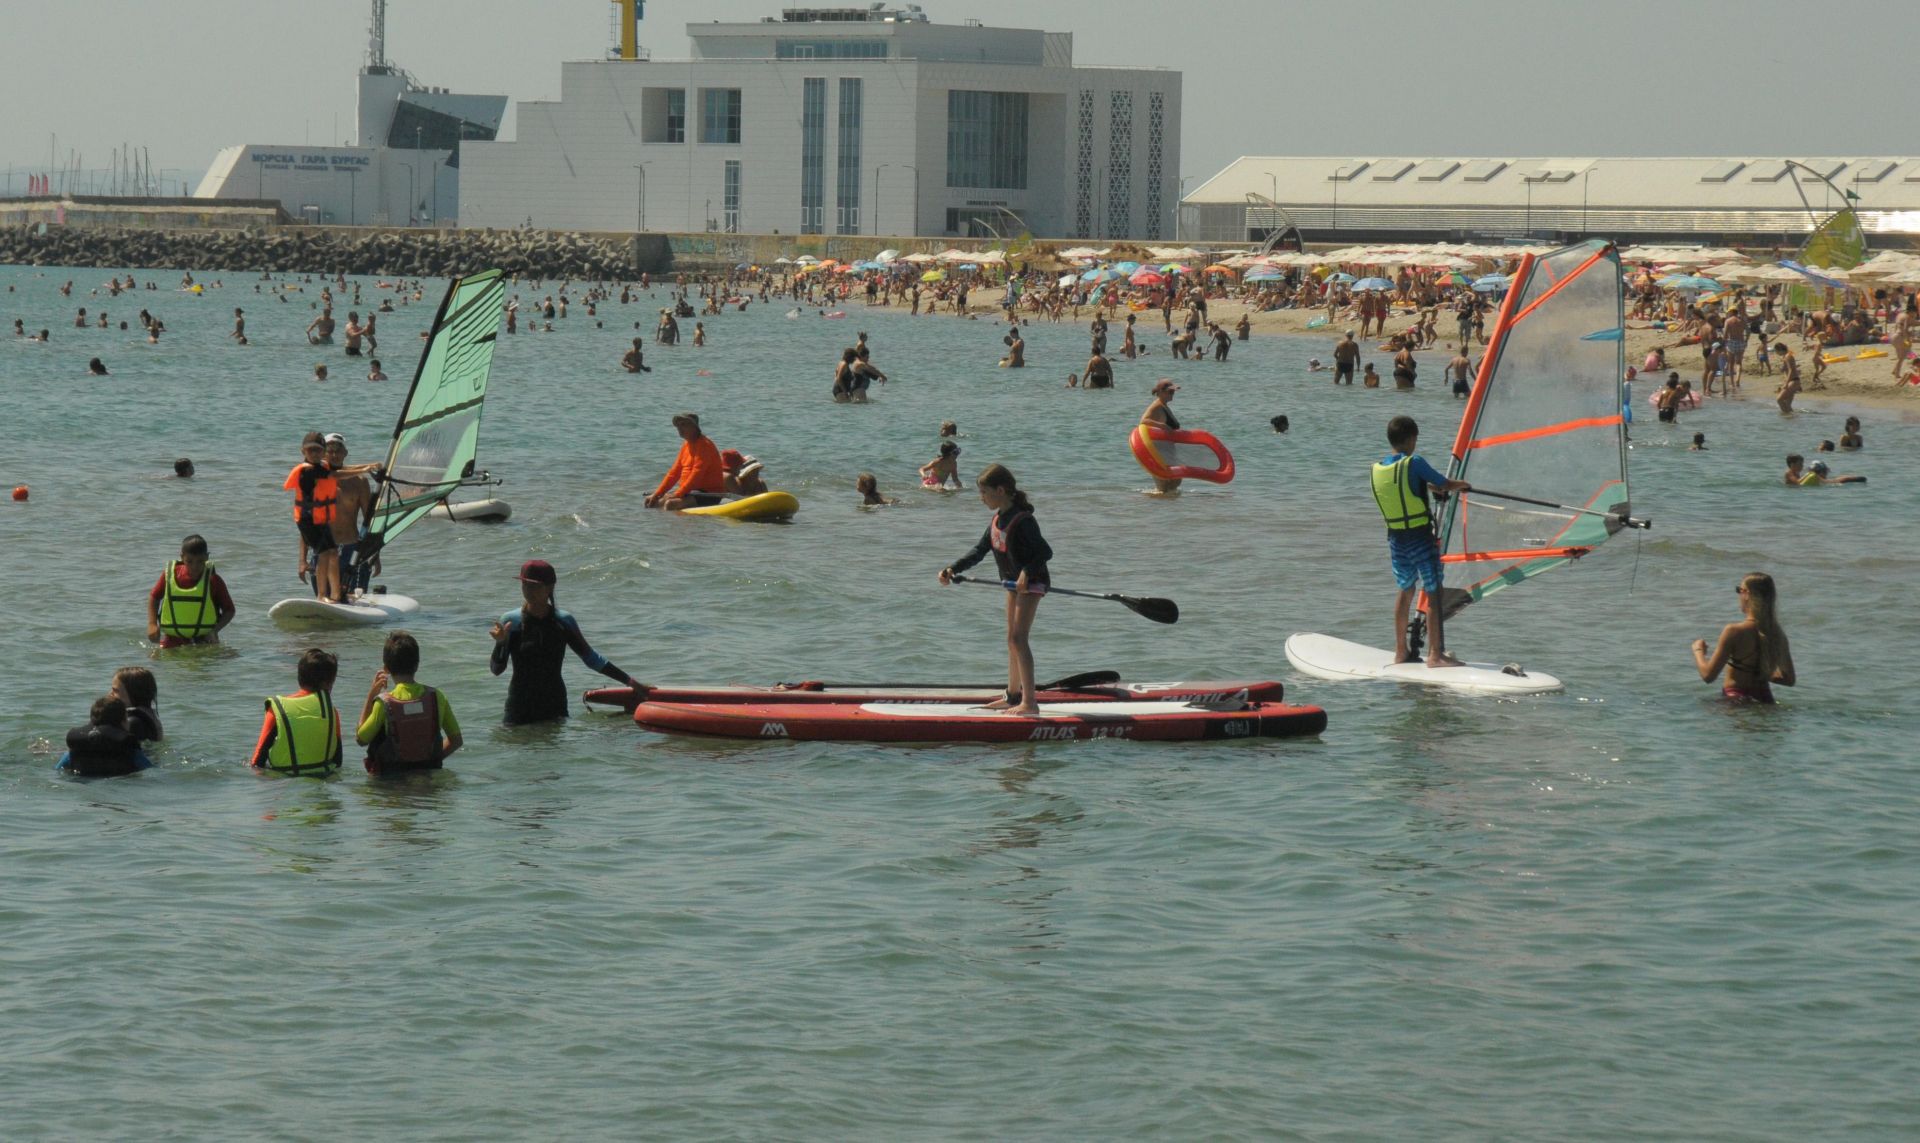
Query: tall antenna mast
[[368, 0, 387, 70]]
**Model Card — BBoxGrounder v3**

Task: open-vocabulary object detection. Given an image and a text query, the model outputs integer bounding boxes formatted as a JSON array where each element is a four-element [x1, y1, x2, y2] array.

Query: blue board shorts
[[1388, 531, 1444, 592]]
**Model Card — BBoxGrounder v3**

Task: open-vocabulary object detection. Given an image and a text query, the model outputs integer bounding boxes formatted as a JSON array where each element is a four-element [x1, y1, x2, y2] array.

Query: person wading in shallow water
[[488, 560, 642, 725]]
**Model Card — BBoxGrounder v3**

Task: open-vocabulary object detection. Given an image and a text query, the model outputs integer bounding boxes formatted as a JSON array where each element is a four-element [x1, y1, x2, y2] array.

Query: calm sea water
[[2, 265, 1917, 1140]]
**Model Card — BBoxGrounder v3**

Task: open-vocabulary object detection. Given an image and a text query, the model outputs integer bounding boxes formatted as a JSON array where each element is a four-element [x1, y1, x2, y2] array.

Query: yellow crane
[[610, 0, 643, 61]]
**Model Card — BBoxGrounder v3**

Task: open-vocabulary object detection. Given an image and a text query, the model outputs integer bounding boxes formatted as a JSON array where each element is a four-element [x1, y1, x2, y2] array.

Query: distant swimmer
[[1270, 415, 1290, 433], [250, 649, 344, 776], [366, 359, 387, 381], [1839, 416, 1863, 450], [1447, 347, 1472, 398], [1692, 572, 1795, 704], [999, 328, 1026, 368], [313, 363, 329, 382], [306, 308, 335, 345], [1804, 460, 1865, 485], [621, 338, 651, 374], [343, 311, 364, 356], [920, 440, 962, 489], [88, 357, 108, 376], [856, 473, 899, 506], [230, 306, 247, 345], [1689, 432, 1708, 451], [489, 560, 642, 725], [1139, 379, 1183, 495], [1082, 349, 1114, 389], [644, 412, 725, 510], [173, 458, 195, 478], [146, 533, 234, 647], [112, 666, 163, 743]]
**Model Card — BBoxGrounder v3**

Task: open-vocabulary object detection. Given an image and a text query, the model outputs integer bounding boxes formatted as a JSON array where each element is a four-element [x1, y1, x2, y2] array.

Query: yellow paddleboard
[[681, 490, 799, 522]]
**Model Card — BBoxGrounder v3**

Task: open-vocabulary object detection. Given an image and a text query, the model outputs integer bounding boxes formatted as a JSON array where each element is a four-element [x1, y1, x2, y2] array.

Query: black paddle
[[951, 574, 1180, 625], [581, 669, 1125, 709]]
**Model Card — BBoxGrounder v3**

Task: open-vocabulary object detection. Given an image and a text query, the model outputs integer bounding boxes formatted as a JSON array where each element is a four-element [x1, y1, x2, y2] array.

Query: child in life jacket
[[59, 694, 153, 777], [356, 631, 462, 775], [250, 649, 344, 777]]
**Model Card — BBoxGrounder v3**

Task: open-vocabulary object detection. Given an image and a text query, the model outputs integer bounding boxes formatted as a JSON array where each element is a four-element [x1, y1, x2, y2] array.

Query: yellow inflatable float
[[681, 491, 799, 522]]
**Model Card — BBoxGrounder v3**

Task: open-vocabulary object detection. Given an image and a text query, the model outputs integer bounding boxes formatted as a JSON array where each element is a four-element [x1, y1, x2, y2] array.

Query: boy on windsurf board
[[1372, 415, 1470, 667]]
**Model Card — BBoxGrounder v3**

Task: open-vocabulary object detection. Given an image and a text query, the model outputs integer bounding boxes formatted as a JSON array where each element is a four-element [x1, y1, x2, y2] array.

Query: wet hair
[[295, 648, 339, 692], [179, 533, 209, 557], [1386, 415, 1419, 451], [113, 666, 157, 709], [1741, 572, 1788, 676], [91, 694, 128, 729], [1270, 415, 1290, 433], [173, 458, 195, 478], [1691, 432, 1706, 446], [1667, 371, 1681, 384], [1816, 440, 1835, 452], [382, 631, 421, 676], [855, 472, 878, 494], [842, 347, 859, 364], [1844, 416, 1860, 431], [1785, 453, 1804, 467], [939, 441, 960, 458], [939, 421, 957, 436], [976, 463, 1031, 513]]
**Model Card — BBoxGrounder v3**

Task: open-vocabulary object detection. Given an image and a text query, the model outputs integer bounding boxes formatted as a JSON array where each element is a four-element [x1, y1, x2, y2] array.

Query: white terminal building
[[193, 1, 505, 225], [460, 5, 1181, 240]]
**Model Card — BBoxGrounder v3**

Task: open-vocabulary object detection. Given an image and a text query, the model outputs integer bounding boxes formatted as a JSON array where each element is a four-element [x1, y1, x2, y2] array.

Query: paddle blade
[[1042, 669, 1124, 689], [1115, 595, 1180, 624]]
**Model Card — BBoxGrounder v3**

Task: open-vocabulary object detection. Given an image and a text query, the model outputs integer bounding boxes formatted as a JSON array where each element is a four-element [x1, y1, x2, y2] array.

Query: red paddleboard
[[630, 698, 1327, 743], [584, 679, 1287, 712]]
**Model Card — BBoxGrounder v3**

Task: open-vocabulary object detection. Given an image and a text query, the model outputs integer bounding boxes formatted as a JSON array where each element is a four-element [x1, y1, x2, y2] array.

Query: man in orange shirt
[[644, 412, 726, 510]]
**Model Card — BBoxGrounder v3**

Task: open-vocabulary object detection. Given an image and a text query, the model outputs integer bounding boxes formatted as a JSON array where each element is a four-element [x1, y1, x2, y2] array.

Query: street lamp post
[[705, 198, 712, 231], [347, 169, 357, 226], [430, 157, 439, 226], [874, 163, 893, 236], [399, 163, 415, 225], [633, 163, 648, 232]]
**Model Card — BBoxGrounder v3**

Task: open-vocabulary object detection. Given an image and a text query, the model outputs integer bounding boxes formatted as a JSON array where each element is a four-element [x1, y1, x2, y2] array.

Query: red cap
[[515, 559, 556, 585], [719, 449, 744, 472]]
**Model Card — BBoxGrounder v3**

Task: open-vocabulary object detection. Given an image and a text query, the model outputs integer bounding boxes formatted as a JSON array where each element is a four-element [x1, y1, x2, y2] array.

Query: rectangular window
[[1107, 91, 1132, 239], [724, 160, 741, 233], [776, 40, 886, 59], [701, 88, 741, 145], [666, 90, 685, 144], [800, 78, 826, 234], [945, 91, 1028, 190], [836, 78, 863, 235]]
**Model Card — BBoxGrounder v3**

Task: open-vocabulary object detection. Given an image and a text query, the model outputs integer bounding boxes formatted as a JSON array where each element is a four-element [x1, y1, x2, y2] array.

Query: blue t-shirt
[[1380, 452, 1448, 550]]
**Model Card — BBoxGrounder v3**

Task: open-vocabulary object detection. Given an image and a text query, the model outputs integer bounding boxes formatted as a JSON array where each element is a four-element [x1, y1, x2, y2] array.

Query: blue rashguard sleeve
[[489, 611, 521, 675], [556, 610, 632, 684], [1407, 455, 1451, 496]]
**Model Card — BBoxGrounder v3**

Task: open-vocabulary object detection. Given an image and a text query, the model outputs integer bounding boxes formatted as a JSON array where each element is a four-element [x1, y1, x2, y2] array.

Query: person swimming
[[855, 473, 898, 506], [1270, 415, 1290, 433], [920, 441, 962, 489]]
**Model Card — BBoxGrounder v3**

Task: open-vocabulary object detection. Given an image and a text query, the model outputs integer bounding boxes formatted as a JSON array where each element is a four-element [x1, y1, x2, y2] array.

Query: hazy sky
[[3, 0, 1913, 191]]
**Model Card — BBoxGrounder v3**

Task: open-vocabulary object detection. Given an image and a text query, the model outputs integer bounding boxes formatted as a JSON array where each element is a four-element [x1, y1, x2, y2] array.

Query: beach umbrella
[[921, 270, 947, 282], [1112, 260, 1141, 274], [959, 263, 980, 271], [874, 248, 901, 263], [1435, 270, 1472, 287], [1326, 272, 1358, 285], [1204, 264, 1238, 277], [1353, 277, 1394, 291], [1472, 273, 1510, 292], [1081, 266, 1120, 282], [1661, 275, 1720, 291], [1244, 269, 1285, 283], [1162, 263, 1193, 274], [1056, 273, 1078, 287], [794, 255, 819, 264], [1129, 269, 1167, 286]]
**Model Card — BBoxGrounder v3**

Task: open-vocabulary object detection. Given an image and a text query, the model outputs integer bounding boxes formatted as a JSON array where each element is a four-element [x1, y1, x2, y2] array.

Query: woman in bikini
[[1692, 572, 1795, 704]]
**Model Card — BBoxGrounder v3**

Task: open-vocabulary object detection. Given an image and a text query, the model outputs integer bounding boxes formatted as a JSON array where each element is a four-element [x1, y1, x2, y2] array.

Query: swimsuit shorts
[[298, 521, 338, 554], [1387, 532, 1444, 593], [1722, 684, 1775, 705], [683, 490, 724, 508], [1335, 361, 1355, 382]]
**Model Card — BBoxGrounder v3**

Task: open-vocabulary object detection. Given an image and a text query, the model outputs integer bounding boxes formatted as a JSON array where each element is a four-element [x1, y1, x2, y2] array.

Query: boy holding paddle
[[1372, 416, 1470, 667]]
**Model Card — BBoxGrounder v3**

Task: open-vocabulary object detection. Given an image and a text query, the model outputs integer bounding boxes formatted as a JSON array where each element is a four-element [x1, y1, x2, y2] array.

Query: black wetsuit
[[489, 607, 633, 725]]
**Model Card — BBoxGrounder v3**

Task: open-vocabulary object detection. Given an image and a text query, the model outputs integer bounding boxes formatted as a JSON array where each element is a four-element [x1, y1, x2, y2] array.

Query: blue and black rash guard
[[489, 607, 634, 725], [951, 507, 1053, 587]]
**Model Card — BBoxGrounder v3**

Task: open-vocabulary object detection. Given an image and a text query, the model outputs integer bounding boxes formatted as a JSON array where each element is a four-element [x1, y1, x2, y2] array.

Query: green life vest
[[1371, 456, 1432, 532], [263, 691, 341, 776], [157, 560, 219, 640]]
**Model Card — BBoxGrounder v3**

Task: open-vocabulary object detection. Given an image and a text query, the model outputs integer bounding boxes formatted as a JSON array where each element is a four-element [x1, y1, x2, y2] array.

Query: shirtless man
[[1722, 306, 1748, 391], [325, 434, 379, 594], [1332, 330, 1360, 385], [1446, 346, 1473, 398], [621, 338, 651, 373]]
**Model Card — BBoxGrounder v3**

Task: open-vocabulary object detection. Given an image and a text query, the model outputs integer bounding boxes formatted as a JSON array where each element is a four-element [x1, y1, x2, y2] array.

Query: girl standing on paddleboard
[[938, 465, 1052, 715]]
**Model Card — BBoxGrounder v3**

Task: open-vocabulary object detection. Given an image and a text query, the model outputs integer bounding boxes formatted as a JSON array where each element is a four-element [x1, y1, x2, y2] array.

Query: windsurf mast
[[366, 269, 506, 554]]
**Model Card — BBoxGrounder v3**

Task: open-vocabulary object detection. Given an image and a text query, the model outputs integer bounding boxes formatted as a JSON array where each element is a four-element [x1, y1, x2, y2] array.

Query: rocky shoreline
[[0, 224, 651, 279]]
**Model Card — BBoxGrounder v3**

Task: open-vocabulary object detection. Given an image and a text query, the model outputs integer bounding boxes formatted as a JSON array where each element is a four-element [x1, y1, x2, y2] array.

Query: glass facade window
[[701, 88, 741, 145], [800, 78, 826, 234], [666, 90, 686, 144], [776, 40, 887, 59], [836, 78, 863, 235], [724, 160, 741, 233], [946, 91, 1028, 190]]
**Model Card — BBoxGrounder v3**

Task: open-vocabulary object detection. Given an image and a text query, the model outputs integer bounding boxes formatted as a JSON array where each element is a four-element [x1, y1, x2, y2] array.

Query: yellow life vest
[[1371, 456, 1432, 532], [262, 691, 341, 776], [157, 560, 219, 640]]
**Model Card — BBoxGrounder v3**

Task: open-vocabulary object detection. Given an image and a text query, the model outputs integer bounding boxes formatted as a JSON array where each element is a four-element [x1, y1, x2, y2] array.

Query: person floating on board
[[488, 560, 642, 726], [1373, 415, 1470, 668], [58, 694, 153, 777], [1139, 379, 1182, 495], [146, 533, 234, 647], [285, 432, 345, 602], [938, 464, 1052, 716], [644, 412, 725, 510], [357, 631, 462, 775], [249, 649, 344, 777], [112, 666, 163, 743], [1692, 572, 1796, 704]]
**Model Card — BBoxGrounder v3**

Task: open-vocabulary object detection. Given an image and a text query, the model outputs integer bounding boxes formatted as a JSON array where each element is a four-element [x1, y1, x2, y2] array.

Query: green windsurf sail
[[367, 269, 506, 553]]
